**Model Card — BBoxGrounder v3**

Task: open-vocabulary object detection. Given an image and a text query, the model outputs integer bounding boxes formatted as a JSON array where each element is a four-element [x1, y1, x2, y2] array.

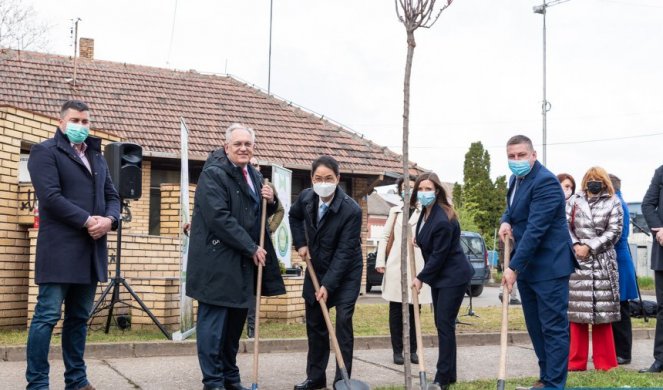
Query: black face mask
[[587, 181, 603, 195]]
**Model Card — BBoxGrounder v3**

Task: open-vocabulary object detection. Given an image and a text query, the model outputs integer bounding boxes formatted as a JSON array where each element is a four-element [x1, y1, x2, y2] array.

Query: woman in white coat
[[376, 177, 432, 365]]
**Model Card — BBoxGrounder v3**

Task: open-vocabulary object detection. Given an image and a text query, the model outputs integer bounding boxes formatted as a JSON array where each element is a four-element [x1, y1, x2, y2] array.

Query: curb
[[1, 328, 656, 362]]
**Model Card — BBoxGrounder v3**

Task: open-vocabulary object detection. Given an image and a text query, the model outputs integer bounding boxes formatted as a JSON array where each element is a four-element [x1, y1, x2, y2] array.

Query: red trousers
[[568, 322, 618, 371]]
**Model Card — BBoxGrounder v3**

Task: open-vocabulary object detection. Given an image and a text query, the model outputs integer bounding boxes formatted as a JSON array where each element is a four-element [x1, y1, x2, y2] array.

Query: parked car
[[460, 231, 490, 297], [365, 250, 382, 292], [366, 231, 490, 296]]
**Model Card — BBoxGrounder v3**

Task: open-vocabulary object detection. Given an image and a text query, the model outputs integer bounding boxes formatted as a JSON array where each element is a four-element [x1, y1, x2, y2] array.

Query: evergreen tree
[[457, 142, 507, 249]]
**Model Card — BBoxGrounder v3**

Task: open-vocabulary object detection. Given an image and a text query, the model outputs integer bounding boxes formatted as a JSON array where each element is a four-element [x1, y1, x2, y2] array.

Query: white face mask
[[313, 183, 336, 198], [564, 188, 572, 199]]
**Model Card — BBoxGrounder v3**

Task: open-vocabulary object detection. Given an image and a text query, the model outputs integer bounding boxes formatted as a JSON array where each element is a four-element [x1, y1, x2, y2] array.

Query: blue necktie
[[318, 203, 328, 223]]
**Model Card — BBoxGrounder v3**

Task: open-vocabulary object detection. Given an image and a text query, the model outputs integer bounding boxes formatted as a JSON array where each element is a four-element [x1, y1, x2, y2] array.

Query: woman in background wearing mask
[[411, 172, 474, 389], [557, 173, 576, 201], [375, 177, 432, 365], [289, 155, 364, 390], [566, 166, 623, 371]]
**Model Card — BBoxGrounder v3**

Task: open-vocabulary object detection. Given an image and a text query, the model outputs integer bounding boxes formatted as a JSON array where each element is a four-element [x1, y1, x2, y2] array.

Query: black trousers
[[612, 300, 632, 359], [196, 302, 248, 388], [305, 300, 356, 385], [246, 294, 256, 331], [655, 270, 663, 363], [431, 283, 468, 385], [388, 301, 418, 354]]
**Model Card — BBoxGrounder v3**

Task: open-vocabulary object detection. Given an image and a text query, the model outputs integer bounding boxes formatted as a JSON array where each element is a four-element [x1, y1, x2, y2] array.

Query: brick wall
[[27, 230, 182, 331], [352, 177, 369, 293], [0, 106, 120, 329], [159, 183, 195, 238], [260, 277, 304, 323]]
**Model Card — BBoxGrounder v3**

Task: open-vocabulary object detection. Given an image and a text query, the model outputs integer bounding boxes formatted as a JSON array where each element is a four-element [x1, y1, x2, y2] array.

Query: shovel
[[496, 238, 512, 390], [251, 179, 269, 390], [303, 256, 370, 390], [407, 233, 441, 390]]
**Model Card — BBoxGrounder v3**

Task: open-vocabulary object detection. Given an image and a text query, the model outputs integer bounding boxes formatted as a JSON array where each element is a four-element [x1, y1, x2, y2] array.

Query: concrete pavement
[[2, 338, 659, 389], [4, 288, 659, 389]]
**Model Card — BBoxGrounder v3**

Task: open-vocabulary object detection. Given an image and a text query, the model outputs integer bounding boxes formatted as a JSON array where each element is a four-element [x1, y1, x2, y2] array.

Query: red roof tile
[[0, 48, 423, 176]]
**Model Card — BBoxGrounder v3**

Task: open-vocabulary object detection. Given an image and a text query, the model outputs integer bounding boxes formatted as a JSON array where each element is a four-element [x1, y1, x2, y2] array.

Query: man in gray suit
[[640, 164, 663, 373]]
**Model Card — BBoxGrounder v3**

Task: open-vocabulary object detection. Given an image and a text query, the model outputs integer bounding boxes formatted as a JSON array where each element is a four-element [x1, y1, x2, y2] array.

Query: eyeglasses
[[230, 141, 254, 150]]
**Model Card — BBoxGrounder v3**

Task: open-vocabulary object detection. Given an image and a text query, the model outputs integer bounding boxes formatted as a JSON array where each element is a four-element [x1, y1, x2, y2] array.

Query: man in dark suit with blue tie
[[499, 135, 578, 390], [289, 156, 364, 390]]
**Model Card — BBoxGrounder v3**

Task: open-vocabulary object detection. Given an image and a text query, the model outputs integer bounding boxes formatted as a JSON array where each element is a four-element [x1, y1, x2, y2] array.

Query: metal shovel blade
[[418, 372, 442, 390], [421, 384, 442, 390], [333, 378, 371, 390]]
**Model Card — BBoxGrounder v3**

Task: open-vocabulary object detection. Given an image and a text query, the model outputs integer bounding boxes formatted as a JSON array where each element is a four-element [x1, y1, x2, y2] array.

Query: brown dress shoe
[[77, 384, 96, 390]]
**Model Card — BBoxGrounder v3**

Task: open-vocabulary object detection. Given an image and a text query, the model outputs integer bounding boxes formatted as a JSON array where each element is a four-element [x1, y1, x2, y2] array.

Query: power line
[[384, 131, 663, 150], [600, 0, 663, 8]]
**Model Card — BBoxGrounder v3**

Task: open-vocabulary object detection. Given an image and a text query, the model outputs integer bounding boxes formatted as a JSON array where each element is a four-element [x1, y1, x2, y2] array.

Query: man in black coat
[[289, 156, 363, 390], [640, 164, 663, 373], [26, 100, 121, 390], [186, 124, 285, 390]]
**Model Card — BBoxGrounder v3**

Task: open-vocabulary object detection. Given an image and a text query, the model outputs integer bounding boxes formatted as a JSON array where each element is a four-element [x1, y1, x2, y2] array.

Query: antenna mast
[[71, 17, 82, 87]]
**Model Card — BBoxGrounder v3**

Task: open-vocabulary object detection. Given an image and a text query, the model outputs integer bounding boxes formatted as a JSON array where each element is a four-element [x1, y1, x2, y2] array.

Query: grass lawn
[[0, 303, 656, 345], [638, 276, 655, 291], [375, 368, 663, 389]]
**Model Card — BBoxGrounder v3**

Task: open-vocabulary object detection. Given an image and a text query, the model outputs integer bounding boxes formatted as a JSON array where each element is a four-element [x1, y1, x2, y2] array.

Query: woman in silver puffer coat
[[566, 166, 623, 371]]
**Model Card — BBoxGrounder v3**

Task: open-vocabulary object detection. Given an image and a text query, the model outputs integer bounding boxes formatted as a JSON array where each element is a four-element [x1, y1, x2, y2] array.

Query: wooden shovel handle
[[407, 230, 426, 373], [498, 239, 511, 381], [304, 257, 348, 371], [252, 178, 269, 386]]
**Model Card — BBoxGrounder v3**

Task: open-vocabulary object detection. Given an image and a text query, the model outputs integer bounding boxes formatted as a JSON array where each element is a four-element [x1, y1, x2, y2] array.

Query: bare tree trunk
[[400, 28, 416, 390]]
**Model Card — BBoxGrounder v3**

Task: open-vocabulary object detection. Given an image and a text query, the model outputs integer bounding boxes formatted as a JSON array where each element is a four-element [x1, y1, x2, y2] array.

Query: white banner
[[172, 118, 195, 341], [271, 165, 292, 267]]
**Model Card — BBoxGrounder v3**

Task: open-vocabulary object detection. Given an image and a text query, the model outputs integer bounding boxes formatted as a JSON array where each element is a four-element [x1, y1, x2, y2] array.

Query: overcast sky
[[25, 0, 663, 202]]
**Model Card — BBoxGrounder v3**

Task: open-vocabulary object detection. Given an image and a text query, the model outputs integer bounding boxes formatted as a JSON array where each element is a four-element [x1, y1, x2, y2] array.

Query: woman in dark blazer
[[411, 172, 474, 388]]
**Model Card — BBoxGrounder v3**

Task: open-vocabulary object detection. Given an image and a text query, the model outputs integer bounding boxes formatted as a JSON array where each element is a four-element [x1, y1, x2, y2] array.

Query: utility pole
[[533, 0, 570, 165], [267, 0, 274, 94]]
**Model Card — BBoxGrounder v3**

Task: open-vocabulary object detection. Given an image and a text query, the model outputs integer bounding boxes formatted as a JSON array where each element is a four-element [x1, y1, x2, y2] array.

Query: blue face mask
[[417, 191, 436, 207], [508, 159, 532, 177], [65, 122, 89, 144]]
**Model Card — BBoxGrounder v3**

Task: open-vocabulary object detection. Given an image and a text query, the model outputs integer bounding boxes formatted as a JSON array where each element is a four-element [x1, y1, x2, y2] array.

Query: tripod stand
[[89, 200, 171, 339], [456, 286, 480, 326]]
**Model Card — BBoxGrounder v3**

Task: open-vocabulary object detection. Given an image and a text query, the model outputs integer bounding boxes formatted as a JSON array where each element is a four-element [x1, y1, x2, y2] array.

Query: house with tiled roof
[[0, 41, 423, 331]]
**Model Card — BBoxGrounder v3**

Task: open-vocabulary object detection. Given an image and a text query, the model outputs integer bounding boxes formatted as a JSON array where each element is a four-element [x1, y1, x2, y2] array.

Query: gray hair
[[225, 123, 255, 143], [506, 135, 534, 151]]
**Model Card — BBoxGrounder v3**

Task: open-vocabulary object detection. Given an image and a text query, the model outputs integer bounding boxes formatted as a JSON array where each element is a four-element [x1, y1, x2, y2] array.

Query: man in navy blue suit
[[499, 135, 578, 390]]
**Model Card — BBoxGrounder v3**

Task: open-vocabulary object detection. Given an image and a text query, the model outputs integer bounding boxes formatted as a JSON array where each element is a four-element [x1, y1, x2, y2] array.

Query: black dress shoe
[[293, 378, 326, 390], [224, 382, 249, 390], [393, 353, 404, 365], [411, 352, 419, 364], [247, 326, 255, 339], [616, 356, 631, 365], [203, 386, 225, 390], [639, 360, 663, 373]]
